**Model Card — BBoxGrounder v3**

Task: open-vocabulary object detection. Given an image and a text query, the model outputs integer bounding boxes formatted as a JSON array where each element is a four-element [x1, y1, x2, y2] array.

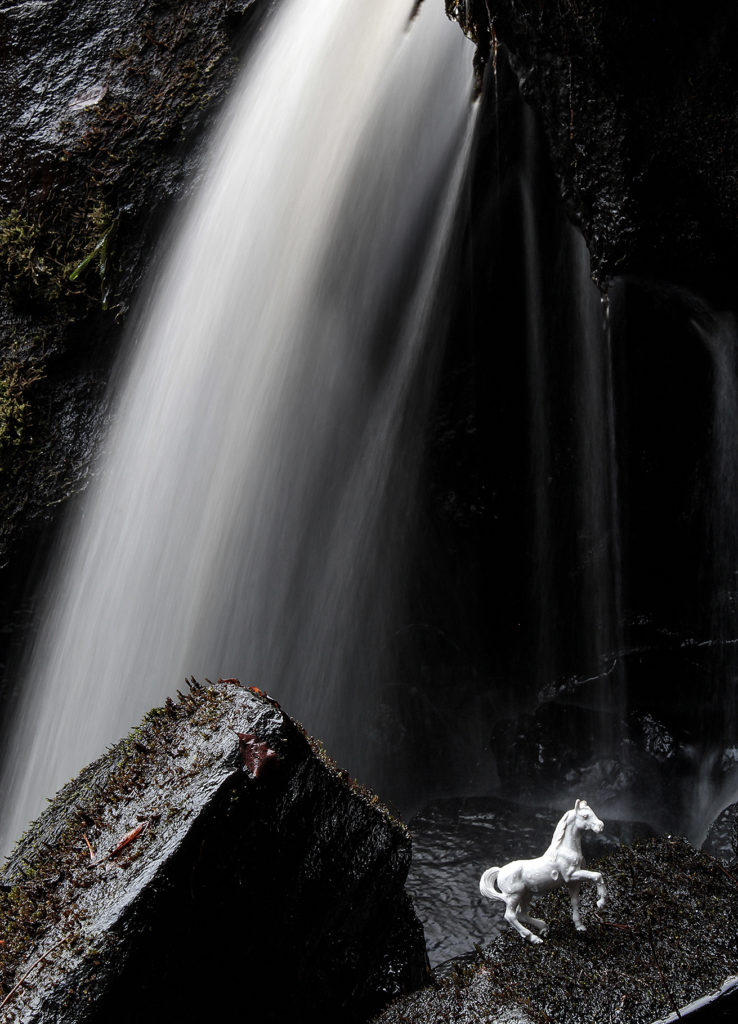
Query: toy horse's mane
[[548, 809, 574, 854], [548, 800, 590, 854]]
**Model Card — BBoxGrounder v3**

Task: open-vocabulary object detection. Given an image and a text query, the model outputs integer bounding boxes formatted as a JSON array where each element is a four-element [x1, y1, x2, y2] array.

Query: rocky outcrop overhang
[[449, 1, 738, 302]]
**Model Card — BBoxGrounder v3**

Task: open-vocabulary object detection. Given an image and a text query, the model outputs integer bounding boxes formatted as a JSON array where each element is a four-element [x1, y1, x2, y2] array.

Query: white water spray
[[0, 0, 475, 853]]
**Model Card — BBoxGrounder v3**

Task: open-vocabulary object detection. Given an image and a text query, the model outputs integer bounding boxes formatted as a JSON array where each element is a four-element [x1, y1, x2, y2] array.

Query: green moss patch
[[0, 198, 115, 311], [0, 359, 44, 465]]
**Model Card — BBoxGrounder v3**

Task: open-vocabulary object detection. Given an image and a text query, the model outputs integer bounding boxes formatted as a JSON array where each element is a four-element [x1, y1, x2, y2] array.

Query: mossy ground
[[376, 836, 738, 1024]]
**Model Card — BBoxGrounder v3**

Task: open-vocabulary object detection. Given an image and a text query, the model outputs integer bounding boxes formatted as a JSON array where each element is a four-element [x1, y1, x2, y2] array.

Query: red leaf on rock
[[247, 686, 281, 709], [237, 733, 279, 778]]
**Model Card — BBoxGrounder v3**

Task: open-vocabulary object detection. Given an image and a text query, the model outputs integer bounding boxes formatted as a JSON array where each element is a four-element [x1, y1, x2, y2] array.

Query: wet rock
[[0, 681, 428, 1023], [492, 702, 606, 785], [631, 711, 677, 761], [491, 701, 649, 807], [488, 692, 717, 831], [703, 802, 738, 866], [449, 2, 738, 304], [378, 835, 738, 1024]]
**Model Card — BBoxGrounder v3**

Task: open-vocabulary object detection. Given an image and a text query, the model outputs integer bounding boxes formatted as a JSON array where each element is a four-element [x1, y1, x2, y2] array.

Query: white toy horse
[[479, 799, 607, 944]]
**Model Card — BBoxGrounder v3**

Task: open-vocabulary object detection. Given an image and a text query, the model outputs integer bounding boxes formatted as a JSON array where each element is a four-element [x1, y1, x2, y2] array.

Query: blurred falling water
[[520, 104, 554, 693], [571, 236, 625, 736], [521, 99, 626, 750], [0, 0, 475, 853], [692, 313, 738, 837]]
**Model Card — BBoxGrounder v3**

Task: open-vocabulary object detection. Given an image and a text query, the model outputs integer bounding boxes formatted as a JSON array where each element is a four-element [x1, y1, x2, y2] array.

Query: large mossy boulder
[[0, 681, 428, 1023], [376, 835, 738, 1024]]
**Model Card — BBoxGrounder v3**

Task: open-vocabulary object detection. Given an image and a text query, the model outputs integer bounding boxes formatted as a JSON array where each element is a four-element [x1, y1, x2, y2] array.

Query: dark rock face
[[489, 697, 692, 825], [0, 0, 275, 670], [0, 682, 428, 1023], [703, 802, 738, 865], [449, 1, 738, 303], [379, 835, 738, 1024]]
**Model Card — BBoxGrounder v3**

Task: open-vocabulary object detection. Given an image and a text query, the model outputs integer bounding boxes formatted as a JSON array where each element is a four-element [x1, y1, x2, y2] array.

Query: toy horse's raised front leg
[[566, 880, 586, 931], [569, 868, 607, 910]]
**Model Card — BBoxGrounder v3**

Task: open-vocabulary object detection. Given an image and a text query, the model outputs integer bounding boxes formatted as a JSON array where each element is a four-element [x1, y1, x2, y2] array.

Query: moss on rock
[[376, 835, 738, 1024], [0, 359, 44, 467]]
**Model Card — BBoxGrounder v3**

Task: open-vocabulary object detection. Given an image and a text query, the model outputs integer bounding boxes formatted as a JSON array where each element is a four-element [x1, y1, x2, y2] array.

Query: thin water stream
[[571, 237, 625, 741], [0, 0, 475, 854], [692, 313, 738, 840]]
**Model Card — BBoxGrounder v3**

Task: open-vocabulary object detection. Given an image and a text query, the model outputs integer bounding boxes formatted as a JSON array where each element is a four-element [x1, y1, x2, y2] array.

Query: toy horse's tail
[[479, 867, 505, 901]]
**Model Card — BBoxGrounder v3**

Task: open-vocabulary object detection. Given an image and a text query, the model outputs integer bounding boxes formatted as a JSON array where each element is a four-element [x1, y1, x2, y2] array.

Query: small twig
[[699, 849, 738, 888], [144, 30, 170, 50], [82, 834, 95, 862], [109, 822, 145, 858], [88, 820, 148, 867], [596, 915, 636, 932], [0, 938, 64, 1010]]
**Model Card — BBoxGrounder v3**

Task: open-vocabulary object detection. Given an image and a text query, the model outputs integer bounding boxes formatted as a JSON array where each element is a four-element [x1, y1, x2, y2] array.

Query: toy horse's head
[[574, 798, 604, 833]]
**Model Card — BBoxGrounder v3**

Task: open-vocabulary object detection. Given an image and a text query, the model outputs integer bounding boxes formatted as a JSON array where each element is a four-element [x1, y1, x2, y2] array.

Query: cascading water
[[0, 0, 475, 854], [521, 104, 554, 694], [507, 80, 627, 728], [691, 312, 738, 837], [519, 96, 626, 760], [570, 237, 626, 745]]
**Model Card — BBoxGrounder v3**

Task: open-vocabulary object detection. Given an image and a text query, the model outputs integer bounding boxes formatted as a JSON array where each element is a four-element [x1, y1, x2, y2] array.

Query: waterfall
[[0, 0, 475, 854], [692, 312, 738, 838], [521, 98, 625, 755], [521, 103, 554, 693], [571, 237, 625, 734]]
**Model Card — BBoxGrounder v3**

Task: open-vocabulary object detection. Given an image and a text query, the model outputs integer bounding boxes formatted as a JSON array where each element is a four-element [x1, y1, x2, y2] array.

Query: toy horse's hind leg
[[517, 893, 549, 938], [566, 881, 586, 932], [504, 895, 543, 944]]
